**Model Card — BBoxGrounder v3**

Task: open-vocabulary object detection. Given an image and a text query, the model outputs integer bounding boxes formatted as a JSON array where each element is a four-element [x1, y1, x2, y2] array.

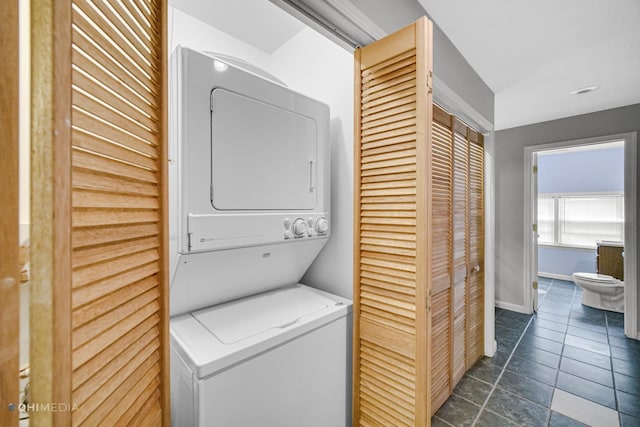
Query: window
[[537, 194, 624, 247], [538, 196, 555, 244]]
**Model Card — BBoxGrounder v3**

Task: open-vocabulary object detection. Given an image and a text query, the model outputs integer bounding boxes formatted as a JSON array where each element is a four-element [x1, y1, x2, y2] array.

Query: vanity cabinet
[[597, 242, 624, 280]]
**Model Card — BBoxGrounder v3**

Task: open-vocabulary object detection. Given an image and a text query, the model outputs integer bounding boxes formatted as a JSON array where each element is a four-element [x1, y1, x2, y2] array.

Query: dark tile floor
[[432, 278, 640, 427]]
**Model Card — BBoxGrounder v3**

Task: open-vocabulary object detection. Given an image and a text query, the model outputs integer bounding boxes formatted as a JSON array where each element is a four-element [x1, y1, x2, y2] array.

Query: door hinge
[[426, 290, 432, 312], [532, 224, 538, 232], [533, 165, 538, 174], [532, 281, 538, 290]]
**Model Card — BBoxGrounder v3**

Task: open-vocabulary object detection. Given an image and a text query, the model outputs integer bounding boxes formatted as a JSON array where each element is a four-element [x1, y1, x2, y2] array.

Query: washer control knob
[[292, 218, 307, 237], [315, 217, 329, 234]]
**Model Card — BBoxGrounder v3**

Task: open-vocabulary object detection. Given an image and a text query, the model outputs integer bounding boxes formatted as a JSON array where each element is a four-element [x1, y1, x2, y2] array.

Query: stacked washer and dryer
[[169, 47, 352, 426]]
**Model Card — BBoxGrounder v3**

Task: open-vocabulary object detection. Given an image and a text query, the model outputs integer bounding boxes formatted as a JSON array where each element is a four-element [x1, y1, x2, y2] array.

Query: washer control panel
[[284, 215, 329, 239]]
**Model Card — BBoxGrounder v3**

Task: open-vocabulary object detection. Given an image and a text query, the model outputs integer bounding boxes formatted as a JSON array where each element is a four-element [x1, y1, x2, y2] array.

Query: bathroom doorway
[[524, 133, 638, 339]]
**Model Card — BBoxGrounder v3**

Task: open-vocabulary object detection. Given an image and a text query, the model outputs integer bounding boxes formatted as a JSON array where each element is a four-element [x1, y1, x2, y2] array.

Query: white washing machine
[[171, 284, 351, 426], [169, 47, 351, 426]]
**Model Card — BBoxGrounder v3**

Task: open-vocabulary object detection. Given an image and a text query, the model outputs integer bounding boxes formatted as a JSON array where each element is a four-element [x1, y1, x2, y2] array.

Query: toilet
[[572, 272, 624, 312]]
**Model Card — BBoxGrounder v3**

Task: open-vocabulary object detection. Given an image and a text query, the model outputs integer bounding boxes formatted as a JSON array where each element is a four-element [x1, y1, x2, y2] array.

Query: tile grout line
[[469, 280, 553, 426]]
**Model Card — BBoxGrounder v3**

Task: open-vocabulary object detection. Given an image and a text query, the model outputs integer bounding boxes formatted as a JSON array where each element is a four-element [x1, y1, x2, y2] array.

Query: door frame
[[0, 0, 20, 424], [523, 132, 638, 339]]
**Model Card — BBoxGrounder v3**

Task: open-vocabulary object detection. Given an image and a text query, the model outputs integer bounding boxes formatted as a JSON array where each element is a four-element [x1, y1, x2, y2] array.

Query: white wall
[[494, 103, 640, 328], [269, 28, 354, 299], [169, 7, 270, 68]]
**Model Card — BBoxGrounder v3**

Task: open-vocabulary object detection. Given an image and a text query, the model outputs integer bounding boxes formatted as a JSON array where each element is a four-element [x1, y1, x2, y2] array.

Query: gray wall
[[495, 104, 640, 318], [349, 0, 494, 124]]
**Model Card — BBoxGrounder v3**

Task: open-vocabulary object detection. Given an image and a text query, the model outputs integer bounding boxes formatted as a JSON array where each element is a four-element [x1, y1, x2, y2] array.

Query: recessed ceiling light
[[570, 85, 599, 95]]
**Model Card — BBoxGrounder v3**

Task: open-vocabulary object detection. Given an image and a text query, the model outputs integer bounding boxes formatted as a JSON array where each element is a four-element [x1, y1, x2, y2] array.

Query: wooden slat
[[71, 40, 157, 123], [72, 288, 159, 349], [362, 63, 416, 93], [72, 189, 158, 209], [431, 290, 451, 414], [72, 127, 158, 171], [115, 382, 162, 426], [71, 7, 157, 100], [73, 86, 158, 146], [72, 222, 158, 248], [73, 249, 159, 288], [73, 235, 160, 268], [72, 208, 159, 227], [84, 0, 155, 66], [72, 262, 159, 308], [72, 315, 159, 389], [76, 351, 160, 425], [74, 0, 158, 81], [73, 167, 159, 197], [73, 331, 158, 404], [72, 106, 157, 158], [73, 301, 159, 371]]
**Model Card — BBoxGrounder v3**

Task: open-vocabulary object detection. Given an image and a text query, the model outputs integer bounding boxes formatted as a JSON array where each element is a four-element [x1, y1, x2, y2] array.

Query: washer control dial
[[292, 218, 308, 237], [315, 217, 329, 234]]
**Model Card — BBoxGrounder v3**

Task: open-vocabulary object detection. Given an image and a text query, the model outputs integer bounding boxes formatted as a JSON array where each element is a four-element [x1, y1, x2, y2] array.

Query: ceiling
[[170, 0, 640, 130], [418, 0, 640, 129], [169, 0, 305, 54]]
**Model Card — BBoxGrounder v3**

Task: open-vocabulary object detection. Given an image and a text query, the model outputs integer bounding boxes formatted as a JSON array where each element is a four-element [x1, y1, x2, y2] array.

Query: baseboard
[[538, 272, 573, 282], [484, 340, 497, 357], [495, 300, 530, 314]]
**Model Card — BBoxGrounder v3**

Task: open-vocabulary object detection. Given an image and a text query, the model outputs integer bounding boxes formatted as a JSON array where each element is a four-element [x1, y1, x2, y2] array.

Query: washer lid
[[191, 286, 334, 344], [573, 272, 617, 283]]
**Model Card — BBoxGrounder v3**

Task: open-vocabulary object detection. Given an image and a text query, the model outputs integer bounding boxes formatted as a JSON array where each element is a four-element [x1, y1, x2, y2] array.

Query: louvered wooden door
[[353, 17, 433, 426], [31, 0, 169, 425], [466, 133, 484, 366], [430, 105, 453, 414], [429, 109, 485, 414], [452, 119, 469, 385]]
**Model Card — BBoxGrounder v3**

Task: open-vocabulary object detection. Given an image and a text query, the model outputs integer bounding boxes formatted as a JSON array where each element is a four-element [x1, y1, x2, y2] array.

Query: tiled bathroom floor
[[431, 278, 640, 427]]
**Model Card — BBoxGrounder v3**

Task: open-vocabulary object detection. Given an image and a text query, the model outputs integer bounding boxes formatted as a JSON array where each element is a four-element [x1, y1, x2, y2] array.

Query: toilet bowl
[[572, 272, 624, 312]]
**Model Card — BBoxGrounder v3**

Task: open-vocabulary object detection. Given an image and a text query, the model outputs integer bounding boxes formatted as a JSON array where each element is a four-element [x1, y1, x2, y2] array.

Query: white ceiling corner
[[169, 0, 305, 54], [418, 0, 640, 129]]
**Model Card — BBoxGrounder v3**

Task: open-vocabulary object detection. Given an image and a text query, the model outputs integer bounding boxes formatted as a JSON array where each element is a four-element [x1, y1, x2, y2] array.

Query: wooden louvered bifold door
[[31, 0, 169, 425], [429, 108, 485, 415], [429, 105, 453, 414], [353, 17, 433, 426], [466, 132, 484, 366], [451, 119, 469, 386]]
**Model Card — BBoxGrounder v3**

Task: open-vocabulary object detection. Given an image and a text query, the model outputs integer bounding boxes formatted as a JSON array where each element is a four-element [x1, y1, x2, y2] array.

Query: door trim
[[523, 132, 637, 339], [0, 0, 20, 424]]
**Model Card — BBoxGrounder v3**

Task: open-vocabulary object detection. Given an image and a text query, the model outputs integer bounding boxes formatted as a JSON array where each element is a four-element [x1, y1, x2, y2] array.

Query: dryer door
[[210, 88, 317, 211]]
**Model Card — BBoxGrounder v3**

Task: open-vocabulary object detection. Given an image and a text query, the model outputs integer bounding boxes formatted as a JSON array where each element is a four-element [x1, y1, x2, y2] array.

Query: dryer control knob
[[315, 217, 329, 234], [292, 218, 307, 237]]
